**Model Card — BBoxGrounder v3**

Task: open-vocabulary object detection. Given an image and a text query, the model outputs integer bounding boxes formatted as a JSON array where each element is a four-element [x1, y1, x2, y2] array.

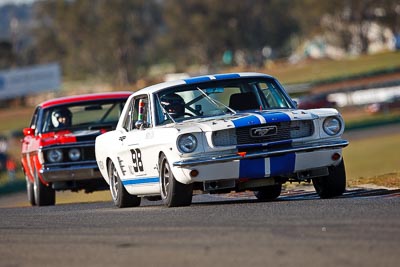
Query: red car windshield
[[40, 99, 126, 133]]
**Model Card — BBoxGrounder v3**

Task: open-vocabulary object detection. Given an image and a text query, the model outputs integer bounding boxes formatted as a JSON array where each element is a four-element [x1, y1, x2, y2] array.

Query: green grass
[[343, 133, 400, 185]]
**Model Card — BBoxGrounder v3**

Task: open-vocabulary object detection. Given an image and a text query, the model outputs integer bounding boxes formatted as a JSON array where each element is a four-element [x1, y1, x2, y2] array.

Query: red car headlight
[[46, 149, 63, 163], [68, 148, 81, 161]]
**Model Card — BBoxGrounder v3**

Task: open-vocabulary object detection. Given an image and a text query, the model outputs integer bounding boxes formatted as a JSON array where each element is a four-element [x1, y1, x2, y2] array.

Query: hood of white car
[[174, 109, 330, 133]]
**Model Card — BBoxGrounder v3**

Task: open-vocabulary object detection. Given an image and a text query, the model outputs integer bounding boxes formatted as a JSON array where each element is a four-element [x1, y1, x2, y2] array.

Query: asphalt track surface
[[1, 187, 399, 267]]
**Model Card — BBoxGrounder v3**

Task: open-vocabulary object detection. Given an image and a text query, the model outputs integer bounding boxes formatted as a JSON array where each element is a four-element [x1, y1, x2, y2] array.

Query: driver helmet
[[160, 93, 185, 118], [51, 108, 72, 128]]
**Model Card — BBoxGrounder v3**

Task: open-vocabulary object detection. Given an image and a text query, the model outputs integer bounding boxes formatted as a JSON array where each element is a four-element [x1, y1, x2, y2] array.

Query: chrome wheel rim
[[109, 163, 119, 202], [161, 159, 170, 199]]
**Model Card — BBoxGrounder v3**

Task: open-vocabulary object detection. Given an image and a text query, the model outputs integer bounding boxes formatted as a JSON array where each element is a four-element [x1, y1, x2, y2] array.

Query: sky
[[0, 0, 35, 6]]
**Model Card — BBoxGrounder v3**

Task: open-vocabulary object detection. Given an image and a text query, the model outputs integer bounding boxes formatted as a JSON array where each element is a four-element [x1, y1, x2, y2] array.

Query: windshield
[[155, 77, 294, 125], [41, 99, 127, 133]]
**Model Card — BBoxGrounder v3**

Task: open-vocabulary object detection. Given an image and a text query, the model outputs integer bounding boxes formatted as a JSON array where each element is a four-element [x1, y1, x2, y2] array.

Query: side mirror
[[135, 120, 149, 129], [293, 100, 298, 109], [23, 127, 34, 136]]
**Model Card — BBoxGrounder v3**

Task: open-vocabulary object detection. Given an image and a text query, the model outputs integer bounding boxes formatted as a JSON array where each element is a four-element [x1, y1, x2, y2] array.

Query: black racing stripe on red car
[[69, 130, 104, 142], [75, 133, 101, 142]]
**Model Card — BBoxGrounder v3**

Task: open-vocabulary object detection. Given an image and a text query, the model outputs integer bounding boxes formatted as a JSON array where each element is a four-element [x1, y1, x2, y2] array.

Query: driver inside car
[[160, 93, 185, 119], [51, 108, 72, 129]]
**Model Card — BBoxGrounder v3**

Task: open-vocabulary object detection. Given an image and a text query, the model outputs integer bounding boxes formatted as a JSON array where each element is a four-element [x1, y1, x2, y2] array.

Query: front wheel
[[312, 159, 346, 198], [108, 160, 141, 208], [254, 183, 282, 201], [33, 168, 55, 206], [159, 154, 193, 207]]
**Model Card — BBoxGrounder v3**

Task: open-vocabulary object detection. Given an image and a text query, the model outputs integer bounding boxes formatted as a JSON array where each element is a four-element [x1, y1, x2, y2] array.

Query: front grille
[[212, 120, 314, 146], [58, 147, 95, 162], [212, 128, 237, 146], [42, 142, 96, 164], [83, 147, 96, 161]]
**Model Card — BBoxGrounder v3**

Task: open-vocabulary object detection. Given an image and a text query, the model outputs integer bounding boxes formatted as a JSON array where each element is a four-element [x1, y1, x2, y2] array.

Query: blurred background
[[0, 0, 399, 196]]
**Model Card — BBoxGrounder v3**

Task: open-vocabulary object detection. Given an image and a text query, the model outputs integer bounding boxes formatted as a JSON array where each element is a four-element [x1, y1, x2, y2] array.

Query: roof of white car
[[133, 72, 275, 96]]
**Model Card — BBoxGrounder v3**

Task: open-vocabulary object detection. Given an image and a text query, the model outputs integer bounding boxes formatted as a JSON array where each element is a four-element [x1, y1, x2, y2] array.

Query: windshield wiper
[[196, 87, 236, 115]]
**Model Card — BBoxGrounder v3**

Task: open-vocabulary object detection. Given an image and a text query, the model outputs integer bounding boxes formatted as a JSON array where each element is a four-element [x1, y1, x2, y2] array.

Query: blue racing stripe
[[270, 153, 296, 176], [122, 177, 159, 185], [213, 73, 241, 80], [232, 115, 262, 127], [184, 76, 212, 84], [257, 111, 291, 123], [239, 158, 265, 178]]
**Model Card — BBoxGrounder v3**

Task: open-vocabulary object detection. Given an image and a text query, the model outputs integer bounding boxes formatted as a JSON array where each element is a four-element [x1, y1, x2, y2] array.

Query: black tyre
[[312, 159, 346, 198], [26, 177, 35, 206], [33, 168, 55, 206], [254, 183, 282, 201], [108, 160, 141, 208], [159, 154, 193, 207]]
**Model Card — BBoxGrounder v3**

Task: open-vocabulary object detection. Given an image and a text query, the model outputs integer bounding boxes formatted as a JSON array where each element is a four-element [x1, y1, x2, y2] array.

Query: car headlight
[[177, 134, 198, 153], [68, 148, 81, 161], [323, 117, 341, 136], [46, 149, 63, 163]]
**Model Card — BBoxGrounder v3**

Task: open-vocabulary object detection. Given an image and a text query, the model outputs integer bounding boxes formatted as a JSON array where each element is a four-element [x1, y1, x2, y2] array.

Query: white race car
[[95, 73, 349, 207]]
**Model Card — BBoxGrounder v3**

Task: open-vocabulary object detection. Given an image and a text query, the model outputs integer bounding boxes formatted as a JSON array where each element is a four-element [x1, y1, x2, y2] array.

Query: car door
[[116, 95, 159, 188], [21, 107, 41, 182]]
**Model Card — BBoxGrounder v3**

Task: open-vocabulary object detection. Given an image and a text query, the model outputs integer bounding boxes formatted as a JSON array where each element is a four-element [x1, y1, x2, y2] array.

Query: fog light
[[190, 169, 199, 177], [332, 153, 341, 161]]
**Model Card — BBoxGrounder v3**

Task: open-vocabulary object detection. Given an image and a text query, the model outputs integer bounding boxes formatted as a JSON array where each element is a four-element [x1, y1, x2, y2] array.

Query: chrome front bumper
[[40, 161, 102, 182], [173, 140, 349, 167]]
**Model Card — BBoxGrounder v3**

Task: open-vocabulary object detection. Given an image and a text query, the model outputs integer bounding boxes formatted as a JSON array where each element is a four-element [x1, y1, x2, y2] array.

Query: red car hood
[[39, 129, 107, 147]]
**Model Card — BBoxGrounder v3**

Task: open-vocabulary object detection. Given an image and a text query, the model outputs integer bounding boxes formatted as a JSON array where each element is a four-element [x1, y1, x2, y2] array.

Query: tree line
[[4, 0, 400, 85]]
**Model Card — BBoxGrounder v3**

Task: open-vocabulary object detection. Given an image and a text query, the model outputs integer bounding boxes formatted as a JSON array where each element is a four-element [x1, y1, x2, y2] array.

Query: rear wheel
[[312, 159, 346, 198], [33, 168, 55, 206], [26, 177, 35, 206], [108, 160, 141, 208], [159, 154, 193, 207], [254, 183, 282, 201]]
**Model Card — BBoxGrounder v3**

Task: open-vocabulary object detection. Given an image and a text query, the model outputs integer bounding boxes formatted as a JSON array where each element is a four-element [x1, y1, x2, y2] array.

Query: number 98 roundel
[[130, 148, 144, 173]]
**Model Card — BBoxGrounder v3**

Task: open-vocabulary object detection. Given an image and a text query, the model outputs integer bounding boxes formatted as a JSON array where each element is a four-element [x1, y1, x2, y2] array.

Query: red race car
[[21, 92, 131, 206]]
